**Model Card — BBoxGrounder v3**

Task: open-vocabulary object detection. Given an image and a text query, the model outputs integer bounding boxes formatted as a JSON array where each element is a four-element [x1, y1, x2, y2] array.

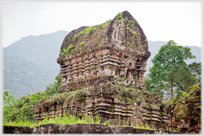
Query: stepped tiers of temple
[[58, 46, 150, 92], [32, 11, 167, 128]]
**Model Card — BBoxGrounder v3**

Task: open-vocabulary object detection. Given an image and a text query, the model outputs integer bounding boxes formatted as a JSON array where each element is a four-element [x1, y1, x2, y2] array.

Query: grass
[[103, 118, 157, 130], [3, 113, 100, 127], [4, 113, 158, 131]]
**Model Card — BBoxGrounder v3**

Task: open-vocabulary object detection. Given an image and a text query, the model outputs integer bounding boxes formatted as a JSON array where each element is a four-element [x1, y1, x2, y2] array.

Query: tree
[[145, 40, 196, 100], [188, 62, 201, 83], [164, 65, 196, 100], [3, 73, 62, 122], [3, 90, 16, 106], [44, 73, 62, 96], [3, 91, 16, 121]]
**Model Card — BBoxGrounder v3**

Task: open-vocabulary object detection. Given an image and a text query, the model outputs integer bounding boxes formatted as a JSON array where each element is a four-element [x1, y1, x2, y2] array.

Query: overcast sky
[[2, 1, 202, 48]]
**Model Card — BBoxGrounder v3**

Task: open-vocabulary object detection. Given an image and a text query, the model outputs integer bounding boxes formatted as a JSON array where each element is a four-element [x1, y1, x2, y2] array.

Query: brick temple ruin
[[33, 11, 168, 127]]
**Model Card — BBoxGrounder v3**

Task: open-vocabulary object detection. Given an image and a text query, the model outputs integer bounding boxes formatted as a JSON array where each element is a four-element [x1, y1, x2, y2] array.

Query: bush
[[3, 73, 62, 123], [83, 26, 96, 34], [98, 24, 104, 29], [79, 31, 84, 36], [72, 35, 78, 41], [117, 12, 123, 24], [61, 48, 69, 56], [105, 19, 112, 24], [79, 42, 84, 47], [61, 45, 74, 56], [67, 45, 74, 51]]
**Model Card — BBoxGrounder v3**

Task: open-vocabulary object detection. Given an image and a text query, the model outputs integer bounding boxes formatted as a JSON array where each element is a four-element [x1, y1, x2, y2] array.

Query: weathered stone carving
[[32, 11, 167, 128]]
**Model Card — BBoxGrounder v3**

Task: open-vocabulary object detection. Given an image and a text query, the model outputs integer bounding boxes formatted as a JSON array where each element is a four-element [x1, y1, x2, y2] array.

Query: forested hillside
[[4, 55, 54, 98], [4, 30, 68, 72], [3, 30, 68, 97], [3, 30, 201, 98]]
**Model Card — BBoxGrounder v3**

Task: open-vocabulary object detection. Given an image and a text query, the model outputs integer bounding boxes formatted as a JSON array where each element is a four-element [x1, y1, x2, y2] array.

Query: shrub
[[79, 42, 84, 47], [72, 35, 78, 41], [83, 26, 96, 34], [79, 31, 84, 36], [67, 45, 74, 51], [61, 45, 74, 56], [105, 19, 112, 24], [61, 48, 69, 56], [117, 12, 123, 24], [98, 24, 104, 29]]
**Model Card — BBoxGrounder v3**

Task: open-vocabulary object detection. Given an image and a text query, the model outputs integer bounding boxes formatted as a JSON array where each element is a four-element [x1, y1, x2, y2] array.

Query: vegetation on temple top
[[83, 26, 96, 34], [98, 23, 104, 29], [59, 11, 146, 58], [61, 45, 74, 56], [117, 12, 123, 24], [105, 19, 112, 24], [79, 42, 85, 47]]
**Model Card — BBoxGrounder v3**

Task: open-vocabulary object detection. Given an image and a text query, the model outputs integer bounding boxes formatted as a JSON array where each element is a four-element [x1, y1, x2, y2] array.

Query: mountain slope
[[3, 30, 68, 97], [3, 55, 54, 98], [4, 30, 68, 73]]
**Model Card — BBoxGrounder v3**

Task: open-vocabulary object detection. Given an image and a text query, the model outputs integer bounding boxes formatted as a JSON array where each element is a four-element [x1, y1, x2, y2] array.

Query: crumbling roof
[[58, 11, 148, 62]]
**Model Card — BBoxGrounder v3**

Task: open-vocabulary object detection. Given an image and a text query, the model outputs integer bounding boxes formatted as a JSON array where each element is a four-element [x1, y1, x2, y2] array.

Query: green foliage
[[72, 35, 78, 41], [79, 31, 84, 36], [67, 45, 74, 51], [83, 26, 96, 34], [3, 91, 16, 106], [188, 62, 201, 83], [145, 40, 198, 101], [61, 45, 74, 56], [165, 123, 169, 131], [3, 73, 62, 122], [79, 42, 85, 47], [98, 24, 104, 29], [3, 91, 16, 121], [4, 114, 101, 127], [3, 31, 67, 97], [61, 48, 68, 56], [3, 55, 56, 98], [117, 12, 123, 24], [181, 91, 189, 97], [105, 19, 112, 25]]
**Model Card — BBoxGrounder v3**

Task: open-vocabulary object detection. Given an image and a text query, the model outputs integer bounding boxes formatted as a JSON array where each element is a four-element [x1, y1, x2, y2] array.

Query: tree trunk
[[171, 83, 173, 99]]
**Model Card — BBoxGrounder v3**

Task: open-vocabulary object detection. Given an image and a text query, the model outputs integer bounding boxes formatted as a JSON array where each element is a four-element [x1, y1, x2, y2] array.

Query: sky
[[1, 1, 202, 48]]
